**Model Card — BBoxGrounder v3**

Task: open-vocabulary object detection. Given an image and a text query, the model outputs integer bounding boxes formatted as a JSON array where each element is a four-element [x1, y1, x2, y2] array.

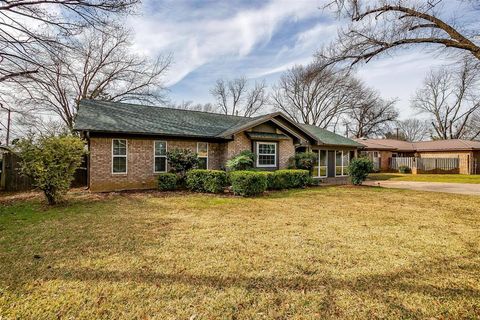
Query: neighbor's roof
[[74, 100, 361, 147], [355, 138, 480, 152], [413, 139, 480, 151], [300, 124, 364, 147], [354, 138, 416, 151]]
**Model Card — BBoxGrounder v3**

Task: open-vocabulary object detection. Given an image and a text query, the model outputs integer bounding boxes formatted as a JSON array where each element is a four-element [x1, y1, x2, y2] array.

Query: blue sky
[[127, 0, 450, 119]]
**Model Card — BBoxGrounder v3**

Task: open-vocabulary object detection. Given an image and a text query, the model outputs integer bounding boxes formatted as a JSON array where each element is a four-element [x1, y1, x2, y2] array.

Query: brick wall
[[89, 137, 226, 192], [279, 138, 295, 169], [89, 132, 303, 191], [226, 132, 251, 160]]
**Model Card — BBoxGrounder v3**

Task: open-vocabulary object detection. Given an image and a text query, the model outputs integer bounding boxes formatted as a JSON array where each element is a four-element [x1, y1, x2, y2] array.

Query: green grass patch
[[0, 187, 479, 319], [369, 173, 480, 184]]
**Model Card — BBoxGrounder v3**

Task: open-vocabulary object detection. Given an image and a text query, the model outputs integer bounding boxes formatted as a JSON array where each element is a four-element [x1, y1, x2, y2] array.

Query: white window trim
[[112, 139, 127, 174], [256, 142, 277, 168], [197, 142, 208, 170], [153, 140, 168, 173], [335, 150, 350, 177], [312, 150, 328, 178]]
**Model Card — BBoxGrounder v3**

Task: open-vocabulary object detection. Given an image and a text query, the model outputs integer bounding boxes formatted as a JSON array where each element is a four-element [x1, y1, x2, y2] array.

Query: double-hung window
[[154, 141, 167, 173], [335, 150, 350, 176], [197, 142, 208, 169], [112, 139, 127, 174], [256, 142, 276, 167]]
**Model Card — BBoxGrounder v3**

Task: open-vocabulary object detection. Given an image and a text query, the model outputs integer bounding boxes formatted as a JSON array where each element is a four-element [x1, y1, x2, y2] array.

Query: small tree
[[16, 135, 86, 205], [226, 150, 255, 171], [348, 157, 374, 185], [166, 148, 199, 183]]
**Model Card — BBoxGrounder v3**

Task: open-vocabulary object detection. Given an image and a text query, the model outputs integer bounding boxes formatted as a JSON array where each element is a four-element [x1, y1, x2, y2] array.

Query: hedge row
[[229, 171, 268, 196], [186, 169, 228, 193], [230, 169, 310, 196], [159, 169, 310, 197], [157, 173, 177, 191]]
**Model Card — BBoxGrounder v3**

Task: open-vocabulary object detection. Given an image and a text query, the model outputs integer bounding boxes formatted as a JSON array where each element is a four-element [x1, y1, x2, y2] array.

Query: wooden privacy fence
[[389, 157, 461, 174], [417, 158, 459, 174], [1, 152, 87, 192], [389, 157, 415, 171]]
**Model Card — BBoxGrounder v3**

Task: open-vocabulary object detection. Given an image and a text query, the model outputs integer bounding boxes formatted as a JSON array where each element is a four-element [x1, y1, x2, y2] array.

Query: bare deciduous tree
[[411, 58, 480, 140], [321, 0, 480, 65], [210, 77, 267, 117], [271, 63, 357, 130], [0, 0, 138, 83], [396, 119, 430, 141], [345, 87, 399, 138], [17, 27, 171, 131], [171, 101, 216, 113]]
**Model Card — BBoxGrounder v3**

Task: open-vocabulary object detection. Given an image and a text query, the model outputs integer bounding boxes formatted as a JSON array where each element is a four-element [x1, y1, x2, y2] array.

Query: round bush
[[229, 171, 268, 197], [348, 157, 374, 185], [186, 169, 228, 193], [157, 173, 177, 191], [398, 165, 411, 174]]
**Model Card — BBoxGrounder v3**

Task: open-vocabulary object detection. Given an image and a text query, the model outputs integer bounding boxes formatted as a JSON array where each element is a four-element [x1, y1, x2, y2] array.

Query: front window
[[112, 139, 127, 173], [335, 150, 349, 176], [256, 142, 277, 167], [312, 150, 327, 178], [197, 142, 208, 169], [154, 141, 167, 173]]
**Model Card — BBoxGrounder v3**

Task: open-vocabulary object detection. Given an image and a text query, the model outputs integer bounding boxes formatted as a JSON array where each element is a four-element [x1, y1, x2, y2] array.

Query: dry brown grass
[[1, 186, 479, 319]]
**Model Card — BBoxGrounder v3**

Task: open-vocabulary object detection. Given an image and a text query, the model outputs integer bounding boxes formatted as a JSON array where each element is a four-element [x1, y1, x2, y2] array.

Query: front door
[[327, 150, 335, 177]]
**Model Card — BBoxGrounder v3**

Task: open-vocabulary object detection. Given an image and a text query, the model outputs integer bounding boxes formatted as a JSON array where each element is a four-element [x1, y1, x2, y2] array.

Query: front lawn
[[1, 187, 479, 319], [369, 173, 480, 184]]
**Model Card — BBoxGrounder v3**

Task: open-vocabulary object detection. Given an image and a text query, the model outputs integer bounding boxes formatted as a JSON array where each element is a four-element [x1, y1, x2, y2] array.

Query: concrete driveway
[[364, 180, 480, 196]]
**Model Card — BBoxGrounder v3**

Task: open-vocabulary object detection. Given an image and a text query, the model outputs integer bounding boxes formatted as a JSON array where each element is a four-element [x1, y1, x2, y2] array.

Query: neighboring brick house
[[74, 100, 362, 192], [356, 138, 480, 174]]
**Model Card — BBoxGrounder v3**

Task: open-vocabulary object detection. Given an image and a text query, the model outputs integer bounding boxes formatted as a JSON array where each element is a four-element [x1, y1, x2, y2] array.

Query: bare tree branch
[[411, 57, 480, 139], [321, 0, 480, 65], [210, 77, 267, 117], [15, 26, 171, 131], [0, 0, 139, 83]]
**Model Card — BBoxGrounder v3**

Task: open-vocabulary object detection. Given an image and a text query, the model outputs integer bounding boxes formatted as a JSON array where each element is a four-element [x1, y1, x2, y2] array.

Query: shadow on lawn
[[34, 252, 480, 318]]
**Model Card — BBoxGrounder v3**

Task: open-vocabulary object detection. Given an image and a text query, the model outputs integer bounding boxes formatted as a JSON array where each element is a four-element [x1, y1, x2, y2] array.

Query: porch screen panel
[[312, 150, 319, 177], [335, 151, 343, 176], [319, 150, 327, 177]]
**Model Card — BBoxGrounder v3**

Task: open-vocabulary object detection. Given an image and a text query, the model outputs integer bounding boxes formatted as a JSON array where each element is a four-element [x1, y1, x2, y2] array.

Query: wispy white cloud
[[129, 0, 325, 86]]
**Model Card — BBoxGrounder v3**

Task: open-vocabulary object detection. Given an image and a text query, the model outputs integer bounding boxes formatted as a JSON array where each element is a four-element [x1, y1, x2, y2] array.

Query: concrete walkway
[[364, 180, 480, 196]]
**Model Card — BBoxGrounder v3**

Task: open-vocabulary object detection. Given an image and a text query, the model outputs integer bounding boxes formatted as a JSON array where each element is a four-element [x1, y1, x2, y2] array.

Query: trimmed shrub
[[186, 169, 228, 193], [229, 171, 268, 197], [157, 173, 177, 191], [256, 170, 310, 190], [270, 169, 310, 189], [226, 150, 255, 171], [167, 148, 199, 181], [348, 157, 374, 185], [398, 165, 411, 174]]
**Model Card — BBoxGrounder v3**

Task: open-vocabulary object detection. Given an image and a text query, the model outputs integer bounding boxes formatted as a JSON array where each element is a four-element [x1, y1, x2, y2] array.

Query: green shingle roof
[[74, 100, 361, 148], [300, 124, 364, 147], [74, 100, 259, 138]]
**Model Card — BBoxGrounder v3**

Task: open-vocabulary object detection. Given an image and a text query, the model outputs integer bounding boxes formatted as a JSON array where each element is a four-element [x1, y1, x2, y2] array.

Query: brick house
[[74, 100, 362, 192], [356, 138, 480, 174]]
